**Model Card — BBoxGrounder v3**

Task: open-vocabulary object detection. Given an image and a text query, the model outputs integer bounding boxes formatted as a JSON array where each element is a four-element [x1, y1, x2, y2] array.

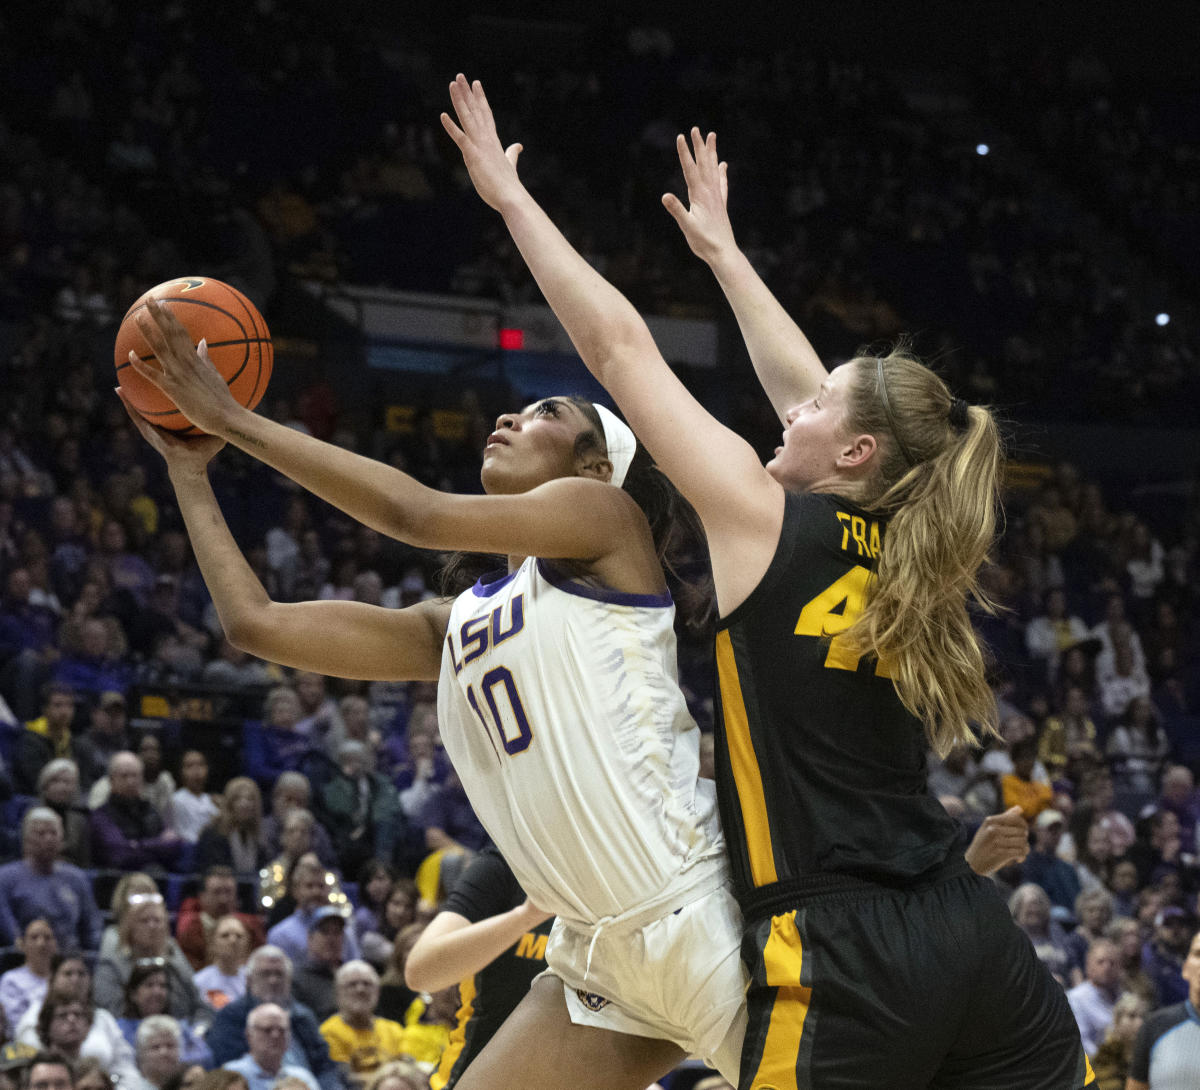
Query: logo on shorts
[[575, 989, 610, 1011]]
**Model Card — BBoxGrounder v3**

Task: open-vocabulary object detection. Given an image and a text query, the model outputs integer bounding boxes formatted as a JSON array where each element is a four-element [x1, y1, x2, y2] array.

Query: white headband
[[593, 403, 636, 488]]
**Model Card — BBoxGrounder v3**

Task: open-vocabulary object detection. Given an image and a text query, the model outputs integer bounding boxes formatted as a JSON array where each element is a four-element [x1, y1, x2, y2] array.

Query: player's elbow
[[222, 605, 275, 658], [586, 320, 655, 384], [403, 948, 436, 992]]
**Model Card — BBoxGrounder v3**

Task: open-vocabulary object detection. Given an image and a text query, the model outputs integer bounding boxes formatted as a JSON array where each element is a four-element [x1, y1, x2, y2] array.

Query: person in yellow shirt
[[319, 961, 407, 1079], [1001, 736, 1054, 822]]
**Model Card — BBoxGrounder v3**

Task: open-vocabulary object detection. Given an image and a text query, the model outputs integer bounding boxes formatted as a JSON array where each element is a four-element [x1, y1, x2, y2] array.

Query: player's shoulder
[[1141, 1001, 1192, 1043]]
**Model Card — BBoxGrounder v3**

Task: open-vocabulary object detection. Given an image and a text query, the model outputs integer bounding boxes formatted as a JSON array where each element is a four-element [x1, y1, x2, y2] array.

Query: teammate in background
[[404, 846, 553, 1090], [118, 305, 748, 1087], [441, 74, 1091, 1088]]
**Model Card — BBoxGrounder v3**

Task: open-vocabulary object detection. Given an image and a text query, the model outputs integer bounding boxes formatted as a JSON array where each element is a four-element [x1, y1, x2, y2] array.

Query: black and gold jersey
[[430, 846, 553, 1090], [714, 490, 959, 899]]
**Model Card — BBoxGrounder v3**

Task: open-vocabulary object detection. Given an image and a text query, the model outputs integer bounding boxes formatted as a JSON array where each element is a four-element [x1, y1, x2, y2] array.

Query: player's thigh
[[453, 976, 686, 1090]]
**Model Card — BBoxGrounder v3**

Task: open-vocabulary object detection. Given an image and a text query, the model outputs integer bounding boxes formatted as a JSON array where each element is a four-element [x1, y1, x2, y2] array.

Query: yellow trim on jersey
[[750, 911, 811, 1090], [716, 629, 777, 887], [430, 974, 478, 1090], [1084, 1053, 1096, 1084]]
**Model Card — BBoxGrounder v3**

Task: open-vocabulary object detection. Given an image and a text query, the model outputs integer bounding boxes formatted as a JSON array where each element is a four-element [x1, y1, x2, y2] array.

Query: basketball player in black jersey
[[405, 847, 554, 1090], [445, 75, 1092, 1089]]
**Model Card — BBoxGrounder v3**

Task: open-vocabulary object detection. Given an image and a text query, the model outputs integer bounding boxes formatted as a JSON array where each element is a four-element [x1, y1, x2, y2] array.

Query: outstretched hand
[[440, 74, 525, 212], [126, 298, 240, 435], [662, 128, 736, 265], [116, 386, 225, 475], [964, 806, 1031, 877]]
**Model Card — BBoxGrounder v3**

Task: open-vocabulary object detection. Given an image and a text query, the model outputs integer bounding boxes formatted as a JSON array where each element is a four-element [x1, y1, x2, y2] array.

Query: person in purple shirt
[[266, 859, 360, 966], [0, 567, 59, 719], [52, 617, 130, 697], [416, 769, 488, 855], [0, 807, 102, 950], [89, 751, 183, 871]]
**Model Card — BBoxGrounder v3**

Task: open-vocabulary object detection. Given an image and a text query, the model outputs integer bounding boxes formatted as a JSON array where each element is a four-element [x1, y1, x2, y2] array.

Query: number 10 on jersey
[[467, 666, 534, 756]]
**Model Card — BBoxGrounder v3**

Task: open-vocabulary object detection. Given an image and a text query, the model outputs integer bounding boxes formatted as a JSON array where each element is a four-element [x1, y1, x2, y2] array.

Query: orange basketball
[[114, 276, 274, 434]]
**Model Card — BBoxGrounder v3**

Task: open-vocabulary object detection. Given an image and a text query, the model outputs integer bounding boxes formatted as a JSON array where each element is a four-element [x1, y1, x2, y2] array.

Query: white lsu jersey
[[437, 557, 726, 927]]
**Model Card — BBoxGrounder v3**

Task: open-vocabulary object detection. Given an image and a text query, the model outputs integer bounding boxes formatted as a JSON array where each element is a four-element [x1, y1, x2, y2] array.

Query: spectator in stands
[[1038, 685, 1101, 781], [358, 880, 418, 973], [1125, 521, 1165, 611], [322, 695, 379, 768], [261, 775, 336, 869], [72, 693, 130, 792], [14, 686, 79, 796], [14, 956, 135, 1089], [1141, 906, 1196, 1008], [93, 893, 203, 1021], [1107, 859, 1142, 920], [1091, 593, 1145, 671], [0, 808, 100, 950], [1088, 992, 1148, 1090], [1023, 808, 1083, 915], [1025, 588, 1089, 681], [134, 1016, 184, 1090], [0, 567, 60, 721], [1000, 736, 1054, 821], [89, 735, 175, 828], [1129, 810, 1187, 889], [224, 1004, 318, 1090], [170, 751, 219, 845], [1155, 766, 1200, 854], [51, 618, 129, 699], [193, 778, 268, 878], [1067, 938, 1122, 1056], [292, 908, 351, 1024], [1106, 697, 1172, 800], [192, 915, 251, 1011], [1127, 929, 1200, 1090], [208, 948, 340, 1090], [267, 859, 360, 966], [1098, 640, 1152, 722], [1078, 768, 1137, 857], [293, 674, 341, 741], [32, 993, 110, 1079], [376, 925, 423, 1025], [1065, 888, 1116, 985], [89, 752, 182, 871], [1068, 810, 1115, 894], [319, 741, 404, 876], [416, 769, 486, 855], [318, 961, 404, 1077], [117, 963, 211, 1067], [35, 760, 90, 868], [22, 1054, 73, 1090], [1009, 882, 1072, 985], [99, 875, 160, 958], [351, 864, 392, 963], [247, 687, 315, 787], [261, 822, 345, 926], [176, 866, 265, 971], [0, 918, 56, 1031]]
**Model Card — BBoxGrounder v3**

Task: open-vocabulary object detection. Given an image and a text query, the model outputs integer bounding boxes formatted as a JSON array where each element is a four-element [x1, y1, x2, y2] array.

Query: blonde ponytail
[[841, 350, 1004, 757]]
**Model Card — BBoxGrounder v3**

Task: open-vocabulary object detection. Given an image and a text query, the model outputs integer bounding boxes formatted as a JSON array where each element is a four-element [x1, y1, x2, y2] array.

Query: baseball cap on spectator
[[309, 905, 350, 931], [1035, 809, 1065, 829], [1154, 906, 1195, 929]]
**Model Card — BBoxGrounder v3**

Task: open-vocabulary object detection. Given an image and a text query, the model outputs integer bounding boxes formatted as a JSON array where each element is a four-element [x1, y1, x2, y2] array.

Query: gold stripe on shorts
[[750, 910, 811, 1090]]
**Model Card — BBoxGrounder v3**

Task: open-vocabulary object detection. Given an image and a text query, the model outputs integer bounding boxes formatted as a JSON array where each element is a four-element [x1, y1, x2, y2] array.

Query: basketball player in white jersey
[[119, 305, 748, 1090]]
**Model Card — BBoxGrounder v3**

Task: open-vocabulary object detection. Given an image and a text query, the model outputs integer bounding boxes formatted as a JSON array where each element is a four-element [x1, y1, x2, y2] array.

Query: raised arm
[[441, 75, 783, 611], [126, 302, 651, 572], [662, 128, 827, 422], [118, 396, 448, 680]]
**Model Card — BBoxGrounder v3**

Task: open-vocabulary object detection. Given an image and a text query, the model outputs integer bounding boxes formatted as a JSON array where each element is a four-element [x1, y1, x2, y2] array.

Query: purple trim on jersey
[[472, 568, 519, 597], [536, 559, 673, 608]]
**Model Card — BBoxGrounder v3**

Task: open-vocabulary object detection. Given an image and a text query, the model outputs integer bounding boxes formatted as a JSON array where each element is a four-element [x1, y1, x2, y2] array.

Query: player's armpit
[[228, 596, 451, 681]]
